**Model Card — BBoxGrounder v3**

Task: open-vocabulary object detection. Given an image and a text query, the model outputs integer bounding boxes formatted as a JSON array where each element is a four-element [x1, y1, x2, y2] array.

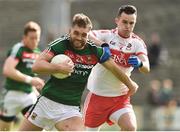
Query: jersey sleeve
[[135, 39, 148, 56], [43, 38, 66, 57], [8, 45, 22, 60], [95, 45, 111, 63], [90, 30, 111, 42]]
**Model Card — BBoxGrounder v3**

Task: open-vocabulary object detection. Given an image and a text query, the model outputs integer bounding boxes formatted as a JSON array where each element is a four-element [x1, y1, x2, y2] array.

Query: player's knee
[[122, 124, 137, 131], [86, 126, 100, 131], [60, 124, 84, 131], [0, 115, 15, 122], [21, 105, 33, 116]]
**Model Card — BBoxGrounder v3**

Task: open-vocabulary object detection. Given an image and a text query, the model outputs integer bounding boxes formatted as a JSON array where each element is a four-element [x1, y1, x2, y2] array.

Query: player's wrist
[[138, 61, 143, 68], [25, 76, 33, 84], [101, 43, 109, 47]]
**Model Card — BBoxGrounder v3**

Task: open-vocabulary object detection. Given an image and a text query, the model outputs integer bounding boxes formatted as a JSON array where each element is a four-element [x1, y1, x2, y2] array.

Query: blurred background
[[0, 0, 180, 130]]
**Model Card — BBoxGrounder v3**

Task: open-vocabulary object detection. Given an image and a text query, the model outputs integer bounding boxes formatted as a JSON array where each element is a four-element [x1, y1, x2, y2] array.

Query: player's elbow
[[32, 63, 38, 73], [144, 68, 150, 74], [3, 68, 8, 77], [140, 67, 150, 74], [3, 66, 10, 77], [139, 61, 150, 74]]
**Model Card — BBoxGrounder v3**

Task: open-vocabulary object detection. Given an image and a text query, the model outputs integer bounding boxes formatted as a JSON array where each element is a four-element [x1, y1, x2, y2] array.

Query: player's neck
[[118, 32, 130, 39]]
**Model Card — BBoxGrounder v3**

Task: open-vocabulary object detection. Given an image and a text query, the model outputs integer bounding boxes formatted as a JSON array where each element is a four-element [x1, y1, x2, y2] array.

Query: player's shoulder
[[86, 40, 104, 53], [101, 28, 119, 36], [11, 42, 24, 52], [87, 39, 99, 47], [131, 33, 145, 44], [91, 29, 112, 35], [131, 33, 147, 49], [33, 48, 41, 54], [8, 42, 24, 57], [48, 34, 70, 47]]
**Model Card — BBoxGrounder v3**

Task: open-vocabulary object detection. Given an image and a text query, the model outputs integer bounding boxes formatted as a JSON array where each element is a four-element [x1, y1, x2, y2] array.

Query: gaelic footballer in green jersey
[[0, 21, 44, 131], [5, 42, 40, 93]]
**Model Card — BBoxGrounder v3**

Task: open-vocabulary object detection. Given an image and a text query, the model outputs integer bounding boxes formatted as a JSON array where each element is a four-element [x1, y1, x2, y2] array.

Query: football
[[51, 54, 73, 79]]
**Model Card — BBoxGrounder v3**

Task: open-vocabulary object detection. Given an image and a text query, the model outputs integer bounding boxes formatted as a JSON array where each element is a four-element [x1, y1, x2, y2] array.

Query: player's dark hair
[[72, 13, 92, 29], [117, 5, 137, 17], [24, 21, 41, 35]]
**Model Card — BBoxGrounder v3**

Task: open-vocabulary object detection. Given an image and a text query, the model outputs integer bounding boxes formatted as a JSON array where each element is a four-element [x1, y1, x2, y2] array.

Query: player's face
[[23, 31, 41, 50], [115, 12, 136, 38], [69, 25, 90, 50]]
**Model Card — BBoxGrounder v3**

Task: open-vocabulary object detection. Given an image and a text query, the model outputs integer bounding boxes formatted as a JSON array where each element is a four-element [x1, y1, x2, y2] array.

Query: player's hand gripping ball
[[51, 54, 73, 79]]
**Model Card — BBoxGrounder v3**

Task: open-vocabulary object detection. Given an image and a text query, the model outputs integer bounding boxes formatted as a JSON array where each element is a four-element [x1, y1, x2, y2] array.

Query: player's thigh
[[2, 91, 21, 117], [118, 111, 137, 130], [110, 107, 137, 130], [2, 91, 36, 117], [21, 91, 37, 110], [0, 119, 14, 131], [84, 92, 113, 127], [19, 117, 43, 131], [55, 116, 85, 131], [28, 96, 83, 130], [85, 126, 101, 131], [26, 97, 51, 130]]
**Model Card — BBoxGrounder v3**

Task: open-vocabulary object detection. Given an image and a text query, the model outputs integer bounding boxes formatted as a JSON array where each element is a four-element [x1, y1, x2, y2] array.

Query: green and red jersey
[[41, 35, 111, 106], [4, 42, 40, 93]]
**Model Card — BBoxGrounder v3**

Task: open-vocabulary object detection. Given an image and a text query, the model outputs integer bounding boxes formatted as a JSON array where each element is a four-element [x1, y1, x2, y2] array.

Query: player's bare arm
[[88, 33, 104, 46], [32, 50, 74, 75], [3, 56, 45, 89], [138, 54, 150, 74], [102, 58, 138, 95]]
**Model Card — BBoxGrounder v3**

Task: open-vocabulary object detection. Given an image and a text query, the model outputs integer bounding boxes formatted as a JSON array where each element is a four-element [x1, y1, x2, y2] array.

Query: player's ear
[[115, 17, 119, 25], [22, 35, 26, 40], [68, 29, 71, 34]]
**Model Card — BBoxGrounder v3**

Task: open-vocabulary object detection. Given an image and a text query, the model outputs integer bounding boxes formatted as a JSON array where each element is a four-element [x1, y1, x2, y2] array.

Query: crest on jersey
[[31, 112, 37, 120], [86, 55, 92, 63], [110, 41, 116, 45], [126, 43, 132, 50]]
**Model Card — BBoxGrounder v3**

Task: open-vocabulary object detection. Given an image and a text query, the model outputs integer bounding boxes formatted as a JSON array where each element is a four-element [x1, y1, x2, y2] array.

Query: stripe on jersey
[[64, 50, 98, 65], [10, 43, 23, 58], [42, 47, 55, 57], [48, 35, 69, 47], [91, 31, 97, 37], [135, 52, 147, 56]]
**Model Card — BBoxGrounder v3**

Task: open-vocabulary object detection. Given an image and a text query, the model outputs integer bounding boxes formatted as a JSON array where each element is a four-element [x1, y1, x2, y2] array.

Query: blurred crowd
[[145, 78, 180, 130], [147, 32, 169, 69]]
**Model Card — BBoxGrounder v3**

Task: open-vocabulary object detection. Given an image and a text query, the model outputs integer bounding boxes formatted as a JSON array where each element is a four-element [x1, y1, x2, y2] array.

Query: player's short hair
[[117, 5, 137, 17], [72, 13, 92, 29], [24, 21, 41, 35]]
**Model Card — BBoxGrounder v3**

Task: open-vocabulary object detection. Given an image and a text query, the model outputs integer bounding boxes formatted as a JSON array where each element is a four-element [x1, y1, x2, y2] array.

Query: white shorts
[[1, 90, 37, 116], [27, 96, 82, 130]]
